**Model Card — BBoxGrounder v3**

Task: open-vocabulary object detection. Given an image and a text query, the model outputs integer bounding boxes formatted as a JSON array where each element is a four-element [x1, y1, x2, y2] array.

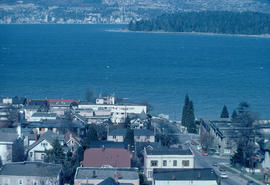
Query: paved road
[[178, 131, 248, 185]]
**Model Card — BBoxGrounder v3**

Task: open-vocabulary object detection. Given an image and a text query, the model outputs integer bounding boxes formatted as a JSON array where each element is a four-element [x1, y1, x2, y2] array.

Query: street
[[178, 131, 248, 185]]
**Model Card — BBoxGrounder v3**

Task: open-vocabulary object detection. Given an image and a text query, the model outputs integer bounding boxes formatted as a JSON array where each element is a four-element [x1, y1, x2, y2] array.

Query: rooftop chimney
[[92, 170, 97, 178]]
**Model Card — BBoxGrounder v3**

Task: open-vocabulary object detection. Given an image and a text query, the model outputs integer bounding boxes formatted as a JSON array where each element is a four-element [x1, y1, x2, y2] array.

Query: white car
[[220, 172, 228, 179]]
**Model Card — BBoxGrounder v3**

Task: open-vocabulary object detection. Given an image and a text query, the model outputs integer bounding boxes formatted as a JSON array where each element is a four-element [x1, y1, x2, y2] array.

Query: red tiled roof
[[81, 148, 131, 168]]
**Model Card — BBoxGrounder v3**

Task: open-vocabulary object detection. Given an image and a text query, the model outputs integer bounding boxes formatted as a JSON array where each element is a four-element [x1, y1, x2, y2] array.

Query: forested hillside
[[128, 11, 270, 35]]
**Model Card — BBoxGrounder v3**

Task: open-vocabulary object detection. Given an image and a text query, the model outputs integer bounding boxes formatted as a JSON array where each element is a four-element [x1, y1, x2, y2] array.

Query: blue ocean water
[[0, 24, 270, 120]]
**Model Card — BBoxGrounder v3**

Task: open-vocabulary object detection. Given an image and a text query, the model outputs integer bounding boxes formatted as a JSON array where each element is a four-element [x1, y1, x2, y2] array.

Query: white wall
[[107, 135, 124, 142], [28, 140, 53, 161], [144, 152, 194, 181], [0, 143, 12, 164], [134, 136, 155, 143], [154, 180, 217, 185]]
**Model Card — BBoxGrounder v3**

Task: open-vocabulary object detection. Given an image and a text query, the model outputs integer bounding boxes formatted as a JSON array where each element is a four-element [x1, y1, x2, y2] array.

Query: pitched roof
[[0, 162, 61, 177], [153, 168, 218, 181], [98, 177, 118, 185], [0, 130, 18, 143], [146, 148, 193, 155], [27, 130, 64, 151], [134, 129, 154, 136], [32, 112, 57, 117], [65, 130, 81, 144], [82, 148, 131, 168], [108, 129, 127, 136], [75, 167, 139, 180]]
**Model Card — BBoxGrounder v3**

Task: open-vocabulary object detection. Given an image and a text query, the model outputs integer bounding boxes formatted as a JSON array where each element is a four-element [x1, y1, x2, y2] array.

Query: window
[[136, 136, 140, 139], [148, 171, 153, 178], [33, 180, 38, 185], [151, 160, 158, 167], [30, 152, 33, 157], [41, 154, 45, 160], [18, 179, 23, 185], [173, 160, 177, 166], [163, 160, 167, 166], [146, 136, 150, 139], [113, 136, 116, 139], [182, 160, 190, 166]]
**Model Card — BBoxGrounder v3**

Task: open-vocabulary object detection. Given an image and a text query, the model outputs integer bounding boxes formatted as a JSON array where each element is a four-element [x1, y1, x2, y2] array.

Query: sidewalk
[[223, 164, 265, 185]]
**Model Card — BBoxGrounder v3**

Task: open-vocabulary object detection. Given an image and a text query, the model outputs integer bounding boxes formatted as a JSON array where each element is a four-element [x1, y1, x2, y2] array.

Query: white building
[[24, 105, 40, 121], [0, 132, 19, 164], [153, 168, 218, 185], [144, 148, 194, 181], [78, 101, 147, 124], [27, 130, 64, 161], [28, 112, 58, 122]]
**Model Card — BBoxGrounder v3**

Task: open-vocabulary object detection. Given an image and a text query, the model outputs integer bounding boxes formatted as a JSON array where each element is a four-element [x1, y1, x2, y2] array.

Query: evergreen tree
[[181, 95, 190, 127], [186, 101, 196, 133], [124, 128, 134, 146], [231, 110, 238, 121], [83, 124, 98, 148], [44, 139, 65, 164], [181, 95, 196, 133], [220, 105, 229, 118]]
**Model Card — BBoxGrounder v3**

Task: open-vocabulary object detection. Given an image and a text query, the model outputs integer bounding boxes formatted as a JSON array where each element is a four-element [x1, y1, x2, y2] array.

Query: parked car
[[247, 180, 254, 185], [219, 167, 226, 172], [199, 148, 203, 152], [202, 152, 208, 156], [220, 172, 228, 179], [212, 163, 218, 167]]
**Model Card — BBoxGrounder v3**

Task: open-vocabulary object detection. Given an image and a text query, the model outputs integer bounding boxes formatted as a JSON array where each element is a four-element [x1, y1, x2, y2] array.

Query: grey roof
[[32, 112, 57, 117], [0, 162, 61, 177], [98, 177, 118, 185], [146, 148, 193, 155], [75, 167, 139, 180], [108, 129, 127, 136], [24, 120, 84, 129], [27, 130, 64, 151], [0, 131, 18, 143], [134, 129, 154, 136], [153, 168, 218, 181]]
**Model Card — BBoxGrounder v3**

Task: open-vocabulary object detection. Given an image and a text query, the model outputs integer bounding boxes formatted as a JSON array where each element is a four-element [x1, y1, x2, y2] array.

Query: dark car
[[247, 180, 255, 185]]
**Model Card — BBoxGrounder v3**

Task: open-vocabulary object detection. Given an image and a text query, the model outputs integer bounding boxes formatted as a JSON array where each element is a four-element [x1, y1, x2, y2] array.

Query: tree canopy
[[220, 105, 229, 118], [128, 11, 270, 35], [181, 95, 196, 133]]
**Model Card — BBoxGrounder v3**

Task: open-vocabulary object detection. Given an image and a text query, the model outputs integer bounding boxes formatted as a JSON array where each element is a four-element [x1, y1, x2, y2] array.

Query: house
[[0, 161, 62, 185], [75, 109, 111, 124], [23, 105, 40, 121], [0, 129, 24, 164], [27, 130, 65, 161], [152, 168, 218, 185], [22, 120, 85, 136], [81, 148, 131, 168], [107, 129, 127, 142], [74, 167, 139, 185], [48, 99, 77, 116], [28, 112, 58, 122], [144, 148, 194, 181], [65, 130, 81, 153], [134, 129, 155, 142], [200, 118, 254, 156]]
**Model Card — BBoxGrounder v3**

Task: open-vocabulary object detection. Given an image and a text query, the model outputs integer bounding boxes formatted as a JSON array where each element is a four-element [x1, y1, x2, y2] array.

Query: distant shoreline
[[107, 28, 270, 38]]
